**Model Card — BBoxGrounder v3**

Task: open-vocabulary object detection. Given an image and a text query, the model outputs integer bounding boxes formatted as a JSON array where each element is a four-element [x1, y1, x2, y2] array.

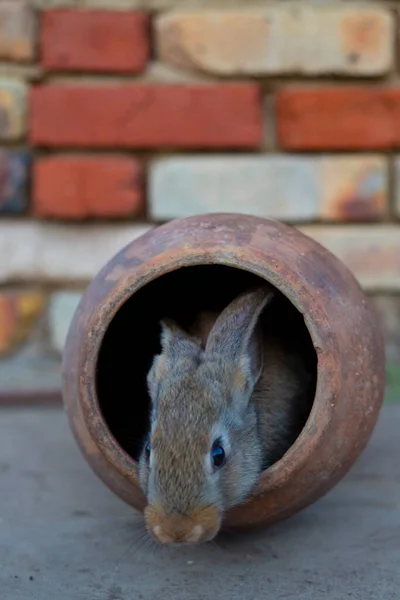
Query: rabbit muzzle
[[144, 504, 221, 545]]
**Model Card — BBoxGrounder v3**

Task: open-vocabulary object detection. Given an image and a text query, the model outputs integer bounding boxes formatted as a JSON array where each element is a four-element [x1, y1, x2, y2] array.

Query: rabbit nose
[[153, 522, 204, 544], [145, 504, 221, 545], [152, 516, 204, 545]]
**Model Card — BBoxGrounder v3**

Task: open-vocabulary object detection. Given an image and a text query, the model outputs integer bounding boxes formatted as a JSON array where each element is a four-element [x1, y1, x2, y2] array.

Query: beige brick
[[49, 291, 82, 354], [299, 225, 400, 291], [0, 349, 61, 394], [34, 0, 386, 8], [319, 156, 387, 220], [33, 1, 275, 7], [156, 7, 393, 75], [32, 0, 79, 7], [0, 220, 152, 283], [370, 295, 400, 362], [0, 2, 35, 62], [393, 157, 400, 217], [0, 79, 27, 140], [0, 290, 46, 356], [150, 155, 387, 222]]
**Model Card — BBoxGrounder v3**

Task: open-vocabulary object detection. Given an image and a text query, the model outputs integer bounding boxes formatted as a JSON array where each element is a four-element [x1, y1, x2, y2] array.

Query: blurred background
[[0, 0, 399, 404]]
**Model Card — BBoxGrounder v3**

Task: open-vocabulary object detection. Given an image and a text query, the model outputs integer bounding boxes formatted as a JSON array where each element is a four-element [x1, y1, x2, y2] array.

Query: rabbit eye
[[211, 440, 226, 470], [145, 441, 151, 461]]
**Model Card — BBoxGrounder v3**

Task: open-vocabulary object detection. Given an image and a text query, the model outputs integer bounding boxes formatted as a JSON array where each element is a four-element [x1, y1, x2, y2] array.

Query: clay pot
[[62, 214, 385, 530]]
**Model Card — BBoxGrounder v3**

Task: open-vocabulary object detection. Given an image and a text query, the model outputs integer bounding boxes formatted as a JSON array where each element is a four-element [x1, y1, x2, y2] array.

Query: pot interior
[[96, 265, 317, 463]]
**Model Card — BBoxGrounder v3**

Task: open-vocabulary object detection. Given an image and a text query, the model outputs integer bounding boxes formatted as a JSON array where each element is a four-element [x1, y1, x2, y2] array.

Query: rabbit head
[[138, 285, 274, 545]]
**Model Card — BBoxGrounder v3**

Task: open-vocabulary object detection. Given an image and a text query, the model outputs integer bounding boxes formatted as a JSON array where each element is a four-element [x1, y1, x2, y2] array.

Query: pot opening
[[96, 265, 317, 463]]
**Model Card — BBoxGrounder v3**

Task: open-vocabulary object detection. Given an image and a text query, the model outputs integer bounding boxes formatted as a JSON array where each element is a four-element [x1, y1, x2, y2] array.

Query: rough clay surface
[[1, 405, 399, 599]]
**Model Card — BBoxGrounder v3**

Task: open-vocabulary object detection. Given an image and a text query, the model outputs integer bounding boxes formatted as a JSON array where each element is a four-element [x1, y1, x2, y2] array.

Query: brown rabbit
[[138, 284, 312, 545]]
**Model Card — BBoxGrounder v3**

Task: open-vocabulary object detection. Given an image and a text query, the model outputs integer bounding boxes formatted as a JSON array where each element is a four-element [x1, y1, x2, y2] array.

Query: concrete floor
[[1, 406, 399, 600]]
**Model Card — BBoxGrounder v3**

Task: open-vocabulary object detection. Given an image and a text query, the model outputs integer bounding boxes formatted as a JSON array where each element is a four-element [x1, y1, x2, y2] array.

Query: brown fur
[[138, 284, 312, 545]]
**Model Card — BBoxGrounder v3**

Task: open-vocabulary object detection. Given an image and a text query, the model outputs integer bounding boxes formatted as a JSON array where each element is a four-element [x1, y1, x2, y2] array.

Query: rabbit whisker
[[208, 538, 225, 554], [113, 529, 149, 569]]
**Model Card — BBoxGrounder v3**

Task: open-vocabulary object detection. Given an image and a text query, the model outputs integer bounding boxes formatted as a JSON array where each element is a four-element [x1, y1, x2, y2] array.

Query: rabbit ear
[[205, 286, 274, 401], [147, 319, 201, 399], [159, 318, 201, 361]]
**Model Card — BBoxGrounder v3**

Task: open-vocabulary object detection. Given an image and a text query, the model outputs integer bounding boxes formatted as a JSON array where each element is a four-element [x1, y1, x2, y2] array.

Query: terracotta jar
[[62, 214, 385, 530]]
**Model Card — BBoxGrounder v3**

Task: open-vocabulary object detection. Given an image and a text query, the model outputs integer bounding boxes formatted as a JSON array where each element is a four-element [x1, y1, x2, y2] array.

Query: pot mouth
[[79, 247, 337, 499]]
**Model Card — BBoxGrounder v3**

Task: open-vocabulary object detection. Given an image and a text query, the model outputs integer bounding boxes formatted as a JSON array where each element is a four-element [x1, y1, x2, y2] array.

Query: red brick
[[277, 87, 400, 150], [29, 84, 262, 149], [40, 10, 150, 73], [33, 156, 144, 219]]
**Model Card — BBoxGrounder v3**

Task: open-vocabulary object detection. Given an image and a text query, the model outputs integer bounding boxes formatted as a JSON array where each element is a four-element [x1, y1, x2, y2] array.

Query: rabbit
[[138, 284, 313, 545]]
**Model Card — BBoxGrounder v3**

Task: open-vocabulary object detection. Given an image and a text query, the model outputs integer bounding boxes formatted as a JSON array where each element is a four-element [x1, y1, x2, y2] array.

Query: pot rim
[[77, 239, 339, 504]]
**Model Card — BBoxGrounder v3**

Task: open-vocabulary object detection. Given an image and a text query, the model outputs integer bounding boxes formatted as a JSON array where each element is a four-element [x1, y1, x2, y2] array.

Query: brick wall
[[1, 0, 400, 399]]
